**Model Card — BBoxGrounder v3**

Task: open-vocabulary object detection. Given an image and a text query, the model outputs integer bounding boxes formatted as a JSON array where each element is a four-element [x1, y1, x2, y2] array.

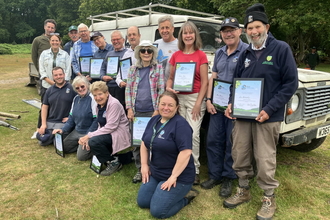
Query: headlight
[[291, 94, 300, 112]]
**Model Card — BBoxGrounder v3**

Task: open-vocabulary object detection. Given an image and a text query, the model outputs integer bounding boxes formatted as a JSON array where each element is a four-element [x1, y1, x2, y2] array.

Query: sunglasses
[[50, 33, 60, 36], [75, 85, 85, 90], [139, 48, 153, 54]]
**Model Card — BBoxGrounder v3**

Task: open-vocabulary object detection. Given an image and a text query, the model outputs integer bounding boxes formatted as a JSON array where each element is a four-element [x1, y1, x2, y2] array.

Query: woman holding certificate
[[125, 40, 164, 183], [79, 81, 131, 176], [137, 91, 198, 219], [166, 21, 208, 185]]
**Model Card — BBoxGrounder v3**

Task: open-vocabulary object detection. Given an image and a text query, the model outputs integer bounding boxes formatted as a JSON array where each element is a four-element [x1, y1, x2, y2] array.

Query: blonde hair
[[90, 81, 108, 94]]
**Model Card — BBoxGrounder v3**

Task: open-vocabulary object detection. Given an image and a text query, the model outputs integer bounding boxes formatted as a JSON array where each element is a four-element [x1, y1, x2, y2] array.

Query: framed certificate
[[173, 62, 196, 92], [79, 56, 92, 75], [54, 133, 65, 157], [120, 57, 132, 82], [90, 155, 102, 174], [232, 78, 264, 119], [211, 79, 231, 112], [89, 58, 103, 79], [106, 56, 120, 78], [132, 117, 151, 146], [153, 43, 158, 48]]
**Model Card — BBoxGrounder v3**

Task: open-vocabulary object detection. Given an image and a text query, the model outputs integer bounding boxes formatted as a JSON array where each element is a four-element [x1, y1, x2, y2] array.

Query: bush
[[0, 45, 12, 54], [0, 43, 31, 54]]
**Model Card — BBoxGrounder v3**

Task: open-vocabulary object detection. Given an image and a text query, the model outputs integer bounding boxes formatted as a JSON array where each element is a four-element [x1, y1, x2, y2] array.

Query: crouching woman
[[137, 91, 198, 219], [78, 81, 131, 176]]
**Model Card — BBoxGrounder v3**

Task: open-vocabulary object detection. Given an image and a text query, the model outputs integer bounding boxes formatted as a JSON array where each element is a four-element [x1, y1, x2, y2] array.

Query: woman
[[137, 91, 198, 219], [125, 40, 164, 183], [166, 21, 208, 185], [79, 81, 131, 176], [52, 76, 98, 160]]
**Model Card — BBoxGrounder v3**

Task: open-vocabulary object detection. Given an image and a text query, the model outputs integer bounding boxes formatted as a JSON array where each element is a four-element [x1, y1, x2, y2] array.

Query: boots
[[223, 186, 251, 209], [256, 195, 276, 220]]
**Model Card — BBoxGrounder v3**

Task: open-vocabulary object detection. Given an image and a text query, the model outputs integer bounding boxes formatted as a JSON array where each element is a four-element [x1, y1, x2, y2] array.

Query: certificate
[[173, 62, 196, 92], [89, 58, 103, 79], [232, 78, 264, 119], [90, 155, 102, 174], [132, 117, 151, 146], [79, 56, 92, 75], [54, 133, 64, 157], [120, 57, 132, 82], [106, 56, 120, 77], [211, 79, 231, 112], [153, 43, 158, 48]]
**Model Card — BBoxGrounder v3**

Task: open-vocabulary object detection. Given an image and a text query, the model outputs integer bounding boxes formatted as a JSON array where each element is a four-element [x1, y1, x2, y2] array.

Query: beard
[[247, 30, 268, 48]]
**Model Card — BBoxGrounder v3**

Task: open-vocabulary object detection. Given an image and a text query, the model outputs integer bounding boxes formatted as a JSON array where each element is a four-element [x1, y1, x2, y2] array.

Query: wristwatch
[[205, 98, 212, 102]]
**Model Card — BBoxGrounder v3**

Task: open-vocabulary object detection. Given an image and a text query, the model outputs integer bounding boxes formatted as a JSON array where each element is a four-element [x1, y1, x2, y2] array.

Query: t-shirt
[[169, 50, 208, 94], [135, 67, 153, 112], [142, 114, 195, 184], [80, 41, 93, 57]]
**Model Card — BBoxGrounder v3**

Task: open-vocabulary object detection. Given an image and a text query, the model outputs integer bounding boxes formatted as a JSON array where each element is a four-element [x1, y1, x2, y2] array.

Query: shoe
[[185, 187, 200, 204], [193, 174, 200, 185], [219, 178, 233, 198], [132, 171, 142, 183], [223, 187, 251, 209], [256, 195, 276, 220], [200, 178, 222, 189], [100, 160, 122, 176], [31, 131, 38, 139]]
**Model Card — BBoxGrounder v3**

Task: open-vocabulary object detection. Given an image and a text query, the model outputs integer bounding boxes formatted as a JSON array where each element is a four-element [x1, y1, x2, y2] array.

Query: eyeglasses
[[111, 38, 122, 42], [139, 48, 153, 54], [50, 33, 60, 36], [79, 30, 88, 33], [221, 28, 238, 34], [75, 85, 85, 90]]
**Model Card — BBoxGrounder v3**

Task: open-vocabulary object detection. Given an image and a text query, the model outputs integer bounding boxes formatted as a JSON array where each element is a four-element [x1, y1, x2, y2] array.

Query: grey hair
[[158, 15, 174, 27], [77, 23, 89, 32], [111, 30, 124, 39], [135, 47, 158, 68], [72, 75, 90, 93]]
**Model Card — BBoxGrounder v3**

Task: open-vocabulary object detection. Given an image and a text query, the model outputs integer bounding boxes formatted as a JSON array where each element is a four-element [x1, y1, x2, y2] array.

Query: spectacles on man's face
[[50, 33, 60, 36], [79, 30, 88, 33], [111, 38, 122, 42], [139, 48, 153, 54], [221, 28, 238, 34], [75, 85, 86, 90]]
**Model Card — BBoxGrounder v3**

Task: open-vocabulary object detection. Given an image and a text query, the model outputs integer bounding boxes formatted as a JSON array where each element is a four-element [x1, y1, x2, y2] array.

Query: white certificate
[[173, 62, 196, 92], [54, 133, 64, 157], [106, 56, 120, 77], [120, 57, 132, 81], [90, 58, 103, 79], [212, 79, 231, 112], [132, 117, 151, 146], [90, 155, 102, 174], [79, 56, 92, 75]]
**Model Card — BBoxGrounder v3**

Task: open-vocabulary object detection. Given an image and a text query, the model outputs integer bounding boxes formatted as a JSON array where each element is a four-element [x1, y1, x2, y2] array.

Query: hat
[[68, 25, 78, 32], [220, 17, 240, 31], [90, 31, 103, 40], [244, 3, 269, 28], [312, 46, 317, 49], [36, 129, 52, 143], [134, 40, 158, 60]]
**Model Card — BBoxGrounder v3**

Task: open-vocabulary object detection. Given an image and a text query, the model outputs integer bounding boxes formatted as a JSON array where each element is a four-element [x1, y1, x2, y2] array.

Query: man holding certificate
[[224, 4, 298, 220], [201, 17, 248, 198]]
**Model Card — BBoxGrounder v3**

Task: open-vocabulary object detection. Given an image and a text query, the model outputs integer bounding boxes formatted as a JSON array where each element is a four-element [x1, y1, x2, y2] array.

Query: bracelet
[[205, 98, 212, 102]]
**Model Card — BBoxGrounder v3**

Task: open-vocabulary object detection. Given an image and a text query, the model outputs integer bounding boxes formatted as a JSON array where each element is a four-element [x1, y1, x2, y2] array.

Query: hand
[[255, 110, 269, 123], [119, 81, 126, 87], [160, 176, 177, 191], [78, 135, 90, 150], [38, 125, 47, 135], [166, 87, 179, 94], [206, 101, 217, 115], [62, 117, 68, 123], [191, 103, 201, 121], [224, 103, 236, 119], [102, 76, 113, 82], [127, 109, 134, 122], [141, 165, 150, 184], [86, 75, 92, 82], [77, 72, 82, 76], [52, 129, 62, 134]]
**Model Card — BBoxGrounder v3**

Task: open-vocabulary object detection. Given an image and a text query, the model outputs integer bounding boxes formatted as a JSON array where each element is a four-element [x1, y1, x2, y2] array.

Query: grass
[[1, 54, 330, 219]]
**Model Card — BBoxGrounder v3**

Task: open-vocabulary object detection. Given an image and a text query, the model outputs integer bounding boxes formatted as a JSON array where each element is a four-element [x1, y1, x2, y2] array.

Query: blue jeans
[[206, 112, 236, 180], [137, 176, 192, 219]]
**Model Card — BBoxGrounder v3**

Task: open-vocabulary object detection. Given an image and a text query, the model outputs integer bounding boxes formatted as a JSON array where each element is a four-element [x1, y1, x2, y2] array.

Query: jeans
[[206, 112, 236, 180], [137, 176, 192, 219]]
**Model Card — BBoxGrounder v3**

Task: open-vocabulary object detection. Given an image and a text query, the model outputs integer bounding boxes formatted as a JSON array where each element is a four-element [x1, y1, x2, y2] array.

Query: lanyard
[[149, 118, 169, 161]]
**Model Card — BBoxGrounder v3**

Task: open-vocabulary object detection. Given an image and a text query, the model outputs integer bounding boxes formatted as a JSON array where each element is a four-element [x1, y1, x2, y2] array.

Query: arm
[[71, 43, 81, 75], [64, 52, 72, 81], [100, 57, 113, 82], [31, 38, 39, 70], [125, 67, 135, 121], [206, 71, 218, 115], [191, 63, 208, 121], [154, 64, 165, 111], [140, 141, 151, 183], [87, 97, 99, 132], [166, 64, 178, 93], [38, 104, 49, 135], [39, 52, 55, 86]]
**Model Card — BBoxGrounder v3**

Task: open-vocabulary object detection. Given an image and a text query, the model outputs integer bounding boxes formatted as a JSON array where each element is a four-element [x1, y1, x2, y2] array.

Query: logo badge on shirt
[[66, 88, 70, 93], [158, 130, 165, 139], [262, 55, 274, 65], [102, 111, 106, 118], [233, 56, 238, 63], [244, 58, 251, 68]]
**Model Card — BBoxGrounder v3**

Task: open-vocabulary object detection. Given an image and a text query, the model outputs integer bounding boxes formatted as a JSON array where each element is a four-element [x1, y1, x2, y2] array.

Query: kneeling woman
[[137, 91, 198, 219], [79, 81, 131, 176]]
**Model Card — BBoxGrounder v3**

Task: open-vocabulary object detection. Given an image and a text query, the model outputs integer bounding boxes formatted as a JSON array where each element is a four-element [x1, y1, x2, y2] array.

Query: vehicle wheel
[[290, 137, 326, 152], [36, 79, 42, 96]]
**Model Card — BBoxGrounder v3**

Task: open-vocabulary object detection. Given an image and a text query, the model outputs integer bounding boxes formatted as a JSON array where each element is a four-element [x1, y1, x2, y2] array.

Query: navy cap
[[36, 129, 52, 143], [220, 17, 240, 31], [90, 31, 103, 40]]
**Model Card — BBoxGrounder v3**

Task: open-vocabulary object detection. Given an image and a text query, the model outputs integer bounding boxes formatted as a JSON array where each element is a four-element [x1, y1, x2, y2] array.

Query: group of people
[[30, 3, 298, 220]]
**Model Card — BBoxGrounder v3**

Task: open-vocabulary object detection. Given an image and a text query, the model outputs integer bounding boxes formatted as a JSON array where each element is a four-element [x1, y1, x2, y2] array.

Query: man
[[31, 19, 57, 71], [201, 17, 248, 198], [100, 30, 127, 104], [154, 15, 179, 83], [38, 67, 76, 146], [223, 4, 298, 220], [305, 46, 320, 70], [64, 25, 79, 55], [71, 23, 98, 78]]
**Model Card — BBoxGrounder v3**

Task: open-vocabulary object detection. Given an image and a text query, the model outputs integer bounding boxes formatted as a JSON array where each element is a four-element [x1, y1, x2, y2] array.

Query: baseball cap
[[220, 17, 240, 31], [36, 129, 52, 143], [90, 31, 103, 40], [68, 25, 78, 32]]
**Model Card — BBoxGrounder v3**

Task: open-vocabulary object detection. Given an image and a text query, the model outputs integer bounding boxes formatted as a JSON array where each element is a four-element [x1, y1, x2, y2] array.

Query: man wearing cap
[[64, 25, 79, 80], [38, 67, 76, 146], [201, 17, 248, 198], [99, 30, 127, 106], [223, 3, 298, 219], [71, 23, 98, 78], [305, 46, 320, 70]]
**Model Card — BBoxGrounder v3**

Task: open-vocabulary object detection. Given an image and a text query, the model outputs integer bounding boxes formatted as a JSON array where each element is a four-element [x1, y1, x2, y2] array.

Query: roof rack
[[87, 3, 224, 27]]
